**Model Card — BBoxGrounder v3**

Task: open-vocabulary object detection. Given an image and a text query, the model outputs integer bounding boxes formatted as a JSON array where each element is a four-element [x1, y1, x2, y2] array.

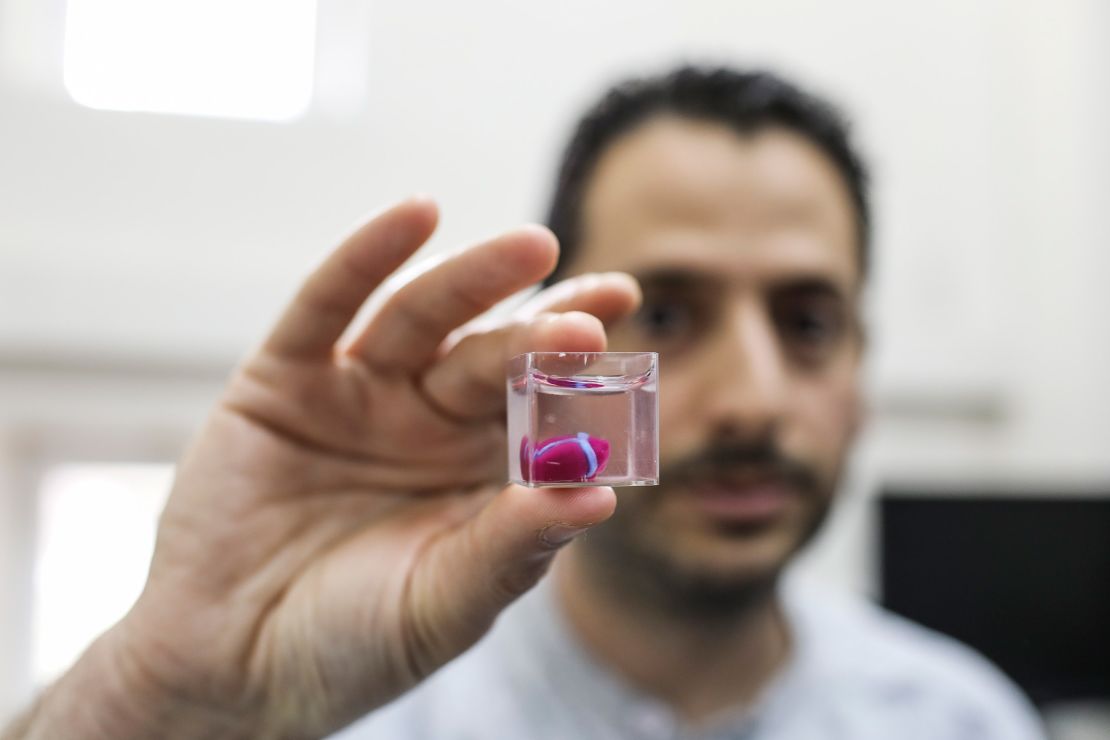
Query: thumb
[[404, 483, 616, 675]]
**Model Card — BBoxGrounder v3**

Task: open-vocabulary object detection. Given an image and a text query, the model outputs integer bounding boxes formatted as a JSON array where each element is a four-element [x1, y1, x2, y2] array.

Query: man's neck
[[553, 548, 791, 726]]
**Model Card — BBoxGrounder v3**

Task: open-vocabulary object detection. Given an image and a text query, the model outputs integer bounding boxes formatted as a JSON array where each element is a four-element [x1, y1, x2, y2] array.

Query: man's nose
[[702, 300, 789, 442]]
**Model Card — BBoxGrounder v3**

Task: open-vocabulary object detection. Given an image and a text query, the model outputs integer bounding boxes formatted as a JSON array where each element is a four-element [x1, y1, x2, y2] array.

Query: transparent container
[[507, 352, 658, 487]]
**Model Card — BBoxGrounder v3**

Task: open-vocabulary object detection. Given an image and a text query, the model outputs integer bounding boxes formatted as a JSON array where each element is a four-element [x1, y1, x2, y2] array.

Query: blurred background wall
[[1, 0, 1107, 729]]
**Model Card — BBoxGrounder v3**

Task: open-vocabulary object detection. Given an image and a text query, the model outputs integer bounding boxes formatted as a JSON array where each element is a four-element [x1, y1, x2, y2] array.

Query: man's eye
[[788, 311, 835, 341], [777, 302, 846, 362], [635, 300, 694, 338]]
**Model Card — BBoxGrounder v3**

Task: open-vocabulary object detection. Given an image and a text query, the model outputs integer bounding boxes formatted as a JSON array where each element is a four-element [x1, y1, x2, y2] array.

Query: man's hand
[[5, 197, 640, 740]]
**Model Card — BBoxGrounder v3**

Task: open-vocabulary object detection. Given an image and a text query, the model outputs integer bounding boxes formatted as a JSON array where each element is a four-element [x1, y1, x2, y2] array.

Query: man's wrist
[[2, 623, 255, 740]]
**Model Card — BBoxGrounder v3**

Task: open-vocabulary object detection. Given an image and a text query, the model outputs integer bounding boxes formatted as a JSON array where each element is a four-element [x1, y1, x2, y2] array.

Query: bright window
[[63, 0, 318, 121], [32, 463, 173, 685]]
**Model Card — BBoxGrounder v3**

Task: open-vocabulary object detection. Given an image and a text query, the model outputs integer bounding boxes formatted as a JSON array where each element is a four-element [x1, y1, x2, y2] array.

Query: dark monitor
[[879, 492, 1110, 707]]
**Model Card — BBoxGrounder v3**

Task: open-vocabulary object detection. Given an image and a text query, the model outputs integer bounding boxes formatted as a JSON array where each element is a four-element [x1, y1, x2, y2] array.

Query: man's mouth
[[684, 475, 798, 525]]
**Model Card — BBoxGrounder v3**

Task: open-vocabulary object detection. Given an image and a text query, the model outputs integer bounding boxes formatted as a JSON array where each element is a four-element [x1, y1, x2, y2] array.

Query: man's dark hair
[[544, 65, 871, 281]]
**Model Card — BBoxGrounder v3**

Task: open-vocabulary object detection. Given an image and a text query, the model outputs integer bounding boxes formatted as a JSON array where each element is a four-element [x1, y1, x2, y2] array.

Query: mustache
[[661, 441, 820, 494]]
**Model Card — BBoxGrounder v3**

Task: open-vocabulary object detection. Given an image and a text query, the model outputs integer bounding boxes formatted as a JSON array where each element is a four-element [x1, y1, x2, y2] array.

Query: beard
[[573, 438, 836, 623]]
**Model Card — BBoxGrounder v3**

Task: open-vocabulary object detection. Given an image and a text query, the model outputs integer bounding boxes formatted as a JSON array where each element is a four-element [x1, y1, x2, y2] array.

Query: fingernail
[[539, 522, 592, 549]]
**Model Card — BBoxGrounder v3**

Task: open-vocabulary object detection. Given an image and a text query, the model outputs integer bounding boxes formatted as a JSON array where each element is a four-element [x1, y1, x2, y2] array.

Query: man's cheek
[[658, 405, 705, 465], [795, 379, 858, 438]]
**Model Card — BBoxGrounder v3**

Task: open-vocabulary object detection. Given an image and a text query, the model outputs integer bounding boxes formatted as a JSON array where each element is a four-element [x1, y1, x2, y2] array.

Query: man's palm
[[116, 199, 639, 738]]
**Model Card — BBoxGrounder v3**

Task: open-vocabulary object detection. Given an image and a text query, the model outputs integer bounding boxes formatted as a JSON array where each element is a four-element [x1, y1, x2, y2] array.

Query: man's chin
[[573, 480, 831, 619], [574, 517, 803, 620], [637, 490, 828, 607], [653, 484, 810, 571], [623, 536, 787, 620], [656, 518, 801, 588]]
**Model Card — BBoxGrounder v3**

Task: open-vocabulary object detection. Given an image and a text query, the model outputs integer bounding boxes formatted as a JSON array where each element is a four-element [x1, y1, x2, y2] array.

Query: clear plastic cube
[[507, 351, 658, 487]]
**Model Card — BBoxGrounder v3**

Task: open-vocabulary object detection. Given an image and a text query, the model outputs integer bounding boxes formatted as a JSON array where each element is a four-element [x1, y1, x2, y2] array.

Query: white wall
[[1, 0, 1107, 722]]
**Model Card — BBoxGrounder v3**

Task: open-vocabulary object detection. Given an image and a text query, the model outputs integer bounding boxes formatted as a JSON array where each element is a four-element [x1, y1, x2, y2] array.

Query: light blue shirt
[[336, 573, 1045, 739]]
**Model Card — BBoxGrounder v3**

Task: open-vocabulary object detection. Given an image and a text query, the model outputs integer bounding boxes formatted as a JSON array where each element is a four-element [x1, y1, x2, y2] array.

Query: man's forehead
[[564, 116, 860, 290]]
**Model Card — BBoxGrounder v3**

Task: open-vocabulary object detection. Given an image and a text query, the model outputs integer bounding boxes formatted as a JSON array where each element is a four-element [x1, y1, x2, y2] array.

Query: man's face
[[562, 116, 864, 604]]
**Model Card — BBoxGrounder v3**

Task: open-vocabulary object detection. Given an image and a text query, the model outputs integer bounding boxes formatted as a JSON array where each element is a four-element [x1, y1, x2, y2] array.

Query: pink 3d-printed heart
[[519, 433, 611, 484]]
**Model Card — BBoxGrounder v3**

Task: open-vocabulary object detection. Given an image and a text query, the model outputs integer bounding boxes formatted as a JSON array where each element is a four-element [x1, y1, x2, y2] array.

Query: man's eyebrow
[[632, 268, 853, 300], [631, 267, 725, 290], [771, 276, 849, 300]]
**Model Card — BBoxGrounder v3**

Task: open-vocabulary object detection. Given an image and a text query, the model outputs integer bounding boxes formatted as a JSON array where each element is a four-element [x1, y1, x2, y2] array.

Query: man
[[2, 67, 1042, 740], [338, 67, 1044, 738]]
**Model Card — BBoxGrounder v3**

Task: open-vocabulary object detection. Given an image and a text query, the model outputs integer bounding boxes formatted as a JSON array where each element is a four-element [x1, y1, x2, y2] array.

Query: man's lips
[[685, 477, 797, 524]]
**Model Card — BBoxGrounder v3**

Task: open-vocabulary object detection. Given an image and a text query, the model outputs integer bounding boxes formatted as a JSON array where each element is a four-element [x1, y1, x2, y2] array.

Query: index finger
[[346, 226, 559, 372], [263, 197, 439, 360]]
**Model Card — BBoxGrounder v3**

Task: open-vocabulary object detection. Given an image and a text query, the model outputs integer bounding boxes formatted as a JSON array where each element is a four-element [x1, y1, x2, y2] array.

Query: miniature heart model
[[519, 433, 611, 484]]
